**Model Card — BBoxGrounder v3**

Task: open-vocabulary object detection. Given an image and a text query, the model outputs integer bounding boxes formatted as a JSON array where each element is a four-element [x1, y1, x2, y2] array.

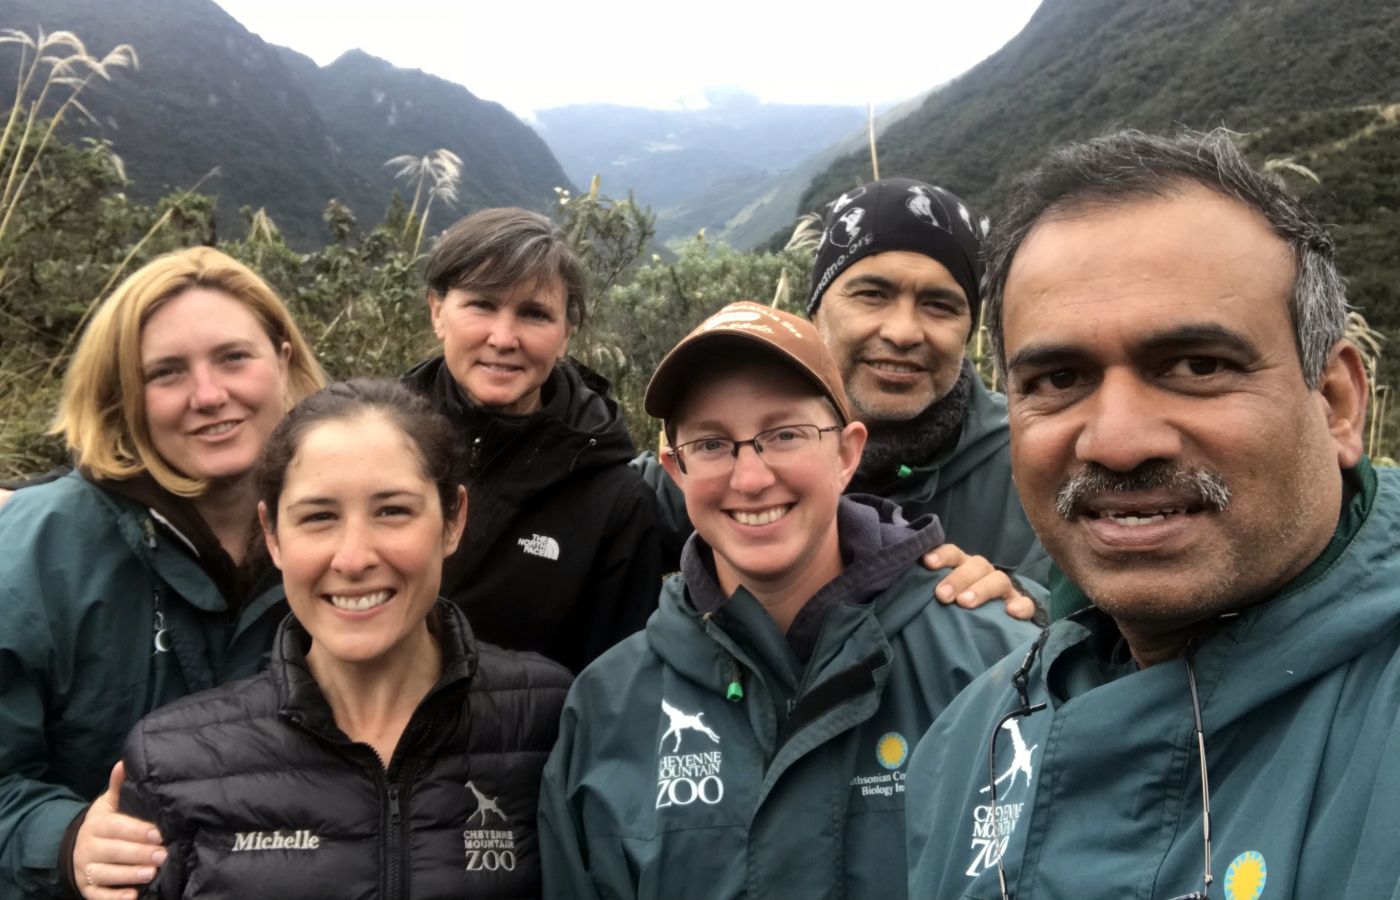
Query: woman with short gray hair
[[403, 207, 663, 673]]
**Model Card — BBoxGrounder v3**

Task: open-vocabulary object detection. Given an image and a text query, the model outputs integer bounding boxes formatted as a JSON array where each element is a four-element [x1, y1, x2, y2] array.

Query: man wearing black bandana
[[806, 179, 1048, 611], [634, 178, 1047, 619]]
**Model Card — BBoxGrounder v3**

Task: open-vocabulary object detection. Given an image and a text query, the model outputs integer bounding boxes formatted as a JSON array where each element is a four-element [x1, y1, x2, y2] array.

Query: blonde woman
[[0, 247, 323, 899]]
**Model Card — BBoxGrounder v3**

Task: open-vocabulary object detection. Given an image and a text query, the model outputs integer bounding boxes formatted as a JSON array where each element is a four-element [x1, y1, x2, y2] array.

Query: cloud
[[215, 0, 1042, 115]]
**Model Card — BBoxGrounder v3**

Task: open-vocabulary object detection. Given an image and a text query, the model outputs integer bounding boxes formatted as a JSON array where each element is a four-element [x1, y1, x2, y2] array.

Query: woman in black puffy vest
[[117, 379, 572, 899]]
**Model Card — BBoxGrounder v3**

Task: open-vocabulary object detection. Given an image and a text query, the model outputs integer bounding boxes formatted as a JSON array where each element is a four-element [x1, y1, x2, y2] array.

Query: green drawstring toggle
[[897, 465, 913, 478], [726, 681, 744, 702]]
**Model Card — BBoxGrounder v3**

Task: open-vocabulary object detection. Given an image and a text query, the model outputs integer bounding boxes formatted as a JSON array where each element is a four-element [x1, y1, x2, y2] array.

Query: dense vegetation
[[0, 0, 571, 247]]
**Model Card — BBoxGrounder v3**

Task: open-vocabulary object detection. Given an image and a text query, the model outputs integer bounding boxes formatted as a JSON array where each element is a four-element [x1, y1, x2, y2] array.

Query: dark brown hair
[[424, 207, 587, 327], [257, 379, 464, 530]]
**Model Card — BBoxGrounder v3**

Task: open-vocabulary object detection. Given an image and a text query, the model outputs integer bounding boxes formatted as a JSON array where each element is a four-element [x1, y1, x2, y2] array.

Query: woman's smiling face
[[141, 287, 290, 484], [263, 412, 466, 665], [428, 276, 572, 416]]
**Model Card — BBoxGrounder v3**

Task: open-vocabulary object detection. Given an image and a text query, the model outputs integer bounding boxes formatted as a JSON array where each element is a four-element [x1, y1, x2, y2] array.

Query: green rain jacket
[[539, 496, 1037, 900], [633, 375, 1049, 588], [907, 460, 1400, 900], [0, 472, 286, 898]]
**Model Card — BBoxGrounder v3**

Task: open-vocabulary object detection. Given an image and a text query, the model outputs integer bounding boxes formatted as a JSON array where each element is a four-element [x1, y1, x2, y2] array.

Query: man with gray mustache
[[905, 129, 1400, 899]]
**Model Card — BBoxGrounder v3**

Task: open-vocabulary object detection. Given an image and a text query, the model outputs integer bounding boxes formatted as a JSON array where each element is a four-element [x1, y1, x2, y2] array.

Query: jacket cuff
[[59, 805, 90, 900]]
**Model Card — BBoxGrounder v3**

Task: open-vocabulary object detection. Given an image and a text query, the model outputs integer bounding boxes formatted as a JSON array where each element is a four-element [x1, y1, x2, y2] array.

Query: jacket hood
[[874, 372, 1011, 506], [923, 372, 1010, 488], [656, 494, 944, 683], [1042, 462, 1400, 729]]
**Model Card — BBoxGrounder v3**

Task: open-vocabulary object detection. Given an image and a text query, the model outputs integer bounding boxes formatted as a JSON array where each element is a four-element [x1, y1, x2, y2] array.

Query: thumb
[[106, 760, 126, 797]]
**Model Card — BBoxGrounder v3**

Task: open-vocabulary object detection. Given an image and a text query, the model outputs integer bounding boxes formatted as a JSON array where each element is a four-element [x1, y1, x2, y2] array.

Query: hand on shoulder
[[922, 543, 1038, 621]]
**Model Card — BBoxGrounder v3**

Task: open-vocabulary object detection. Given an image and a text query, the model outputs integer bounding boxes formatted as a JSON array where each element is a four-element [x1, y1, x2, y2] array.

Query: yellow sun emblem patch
[[1224, 851, 1267, 900], [876, 732, 908, 770]]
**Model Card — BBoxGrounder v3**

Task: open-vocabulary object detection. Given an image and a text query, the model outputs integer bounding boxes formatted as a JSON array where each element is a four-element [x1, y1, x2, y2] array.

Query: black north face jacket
[[119, 601, 572, 900], [404, 357, 663, 673]]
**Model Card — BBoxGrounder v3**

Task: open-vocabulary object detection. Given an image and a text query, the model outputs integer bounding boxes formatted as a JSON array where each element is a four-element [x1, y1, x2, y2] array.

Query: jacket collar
[[1037, 462, 1400, 726], [268, 598, 480, 726], [876, 371, 1012, 503]]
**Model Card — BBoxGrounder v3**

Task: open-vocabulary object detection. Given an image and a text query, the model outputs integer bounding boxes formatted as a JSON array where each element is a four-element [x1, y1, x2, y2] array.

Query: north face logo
[[518, 534, 559, 560]]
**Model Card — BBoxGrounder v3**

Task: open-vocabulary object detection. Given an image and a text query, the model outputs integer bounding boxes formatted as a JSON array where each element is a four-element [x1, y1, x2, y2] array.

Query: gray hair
[[983, 128, 1347, 388]]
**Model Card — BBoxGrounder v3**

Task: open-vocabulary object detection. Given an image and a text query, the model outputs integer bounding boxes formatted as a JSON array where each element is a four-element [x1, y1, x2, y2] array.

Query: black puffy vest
[[120, 600, 571, 899]]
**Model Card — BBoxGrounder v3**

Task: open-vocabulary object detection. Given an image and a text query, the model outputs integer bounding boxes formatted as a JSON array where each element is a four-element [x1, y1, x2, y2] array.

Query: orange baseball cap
[[644, 302, 851, 425]]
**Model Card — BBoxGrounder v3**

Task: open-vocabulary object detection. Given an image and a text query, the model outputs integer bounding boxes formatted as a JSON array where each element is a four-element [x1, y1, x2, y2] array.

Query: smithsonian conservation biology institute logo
[[849, 732, 909, 798], [656, 700, 724, 809]]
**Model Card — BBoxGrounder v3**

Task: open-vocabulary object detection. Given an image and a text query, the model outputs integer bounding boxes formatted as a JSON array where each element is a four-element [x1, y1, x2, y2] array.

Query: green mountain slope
[[800, 0, 1400, 324], [1, 0, 572, 246], [280, 47, 573, 220]]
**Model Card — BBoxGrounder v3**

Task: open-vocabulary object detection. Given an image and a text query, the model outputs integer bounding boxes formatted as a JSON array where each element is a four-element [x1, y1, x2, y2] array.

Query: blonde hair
[[52, 247, 326, 496]]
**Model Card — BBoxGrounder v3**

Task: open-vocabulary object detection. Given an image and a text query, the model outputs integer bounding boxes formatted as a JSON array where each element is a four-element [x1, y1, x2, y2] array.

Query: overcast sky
[[212, 0, 1043, 117]]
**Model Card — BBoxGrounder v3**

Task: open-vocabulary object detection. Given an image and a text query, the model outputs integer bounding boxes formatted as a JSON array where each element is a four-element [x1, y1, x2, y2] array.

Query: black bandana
[[847, 359, 975, 492], [807, 178, 988, 323]]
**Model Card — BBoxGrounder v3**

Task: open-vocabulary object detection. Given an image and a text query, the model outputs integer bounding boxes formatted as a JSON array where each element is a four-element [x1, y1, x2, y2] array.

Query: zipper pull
[[388, 784, 401, 825], [143, 517, 157, 548]]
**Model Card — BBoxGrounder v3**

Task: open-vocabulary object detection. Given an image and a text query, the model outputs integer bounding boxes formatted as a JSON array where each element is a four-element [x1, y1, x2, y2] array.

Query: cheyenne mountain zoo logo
[[463, 781, 516, 872], [967, 718, 1039, 877], [656, 700, 724, 809]]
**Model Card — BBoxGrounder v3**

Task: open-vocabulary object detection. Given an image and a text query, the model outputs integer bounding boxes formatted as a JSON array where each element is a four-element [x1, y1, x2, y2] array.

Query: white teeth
[[198, 422, 236, 436], [868, 361, 919, 374], [1107, 510, 1183, 526], [328, 590, 392, 611], [730, 506, 792, 526]]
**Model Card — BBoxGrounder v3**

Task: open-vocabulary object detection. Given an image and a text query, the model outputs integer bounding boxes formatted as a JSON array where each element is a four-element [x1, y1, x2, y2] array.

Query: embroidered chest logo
[[463, 781, 516, 873], [1224, 851, 1267, 900], [850, 732, 910, 798], [966, 718, 1039, 878], [656, 700, 724, 809], [231, 830, 320, 851], [518, 534, 560, 560]]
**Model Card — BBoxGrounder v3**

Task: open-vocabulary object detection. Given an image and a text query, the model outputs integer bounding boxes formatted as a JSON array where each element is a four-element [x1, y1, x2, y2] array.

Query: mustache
[[1054, 461, 1232, 520]]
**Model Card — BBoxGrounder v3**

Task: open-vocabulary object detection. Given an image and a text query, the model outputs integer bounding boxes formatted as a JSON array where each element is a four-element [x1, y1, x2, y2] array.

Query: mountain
[[0, 0, 573, 246], [652, 89, 934, 252], [277, 47, 573, 224], [803, 0, 1400, 211], [799, 0, 1400, 327], [532, 91, 867, 214]]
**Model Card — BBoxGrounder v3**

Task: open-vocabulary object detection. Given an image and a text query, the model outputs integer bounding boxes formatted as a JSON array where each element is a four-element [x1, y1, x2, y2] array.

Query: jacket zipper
[[385, 782, 404, 900]]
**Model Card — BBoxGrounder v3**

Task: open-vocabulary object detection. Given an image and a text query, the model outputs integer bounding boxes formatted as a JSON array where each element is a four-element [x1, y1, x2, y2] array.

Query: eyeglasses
[[987, 632, 1213, 900], [668, 424, 842, 476]]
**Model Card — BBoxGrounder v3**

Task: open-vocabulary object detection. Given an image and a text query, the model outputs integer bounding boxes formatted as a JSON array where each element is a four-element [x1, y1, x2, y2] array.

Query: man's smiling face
[[814, 251, 972, 423], [1002, 184, 1363, 631]]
